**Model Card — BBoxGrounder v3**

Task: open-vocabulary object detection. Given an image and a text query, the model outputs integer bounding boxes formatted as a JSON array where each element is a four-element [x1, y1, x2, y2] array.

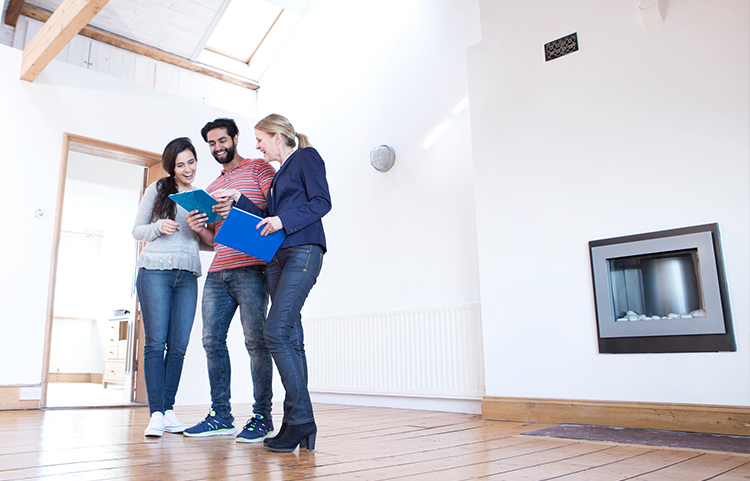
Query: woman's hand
[[211, 189, 240, 218], [186, 210, 208, 232], [160, 219, 180, 235], [257, 216, 283, 236]]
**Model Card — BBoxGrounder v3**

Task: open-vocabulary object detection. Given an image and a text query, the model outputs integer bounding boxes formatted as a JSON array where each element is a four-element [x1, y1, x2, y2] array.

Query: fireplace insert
[[589, 223, 735, 353]]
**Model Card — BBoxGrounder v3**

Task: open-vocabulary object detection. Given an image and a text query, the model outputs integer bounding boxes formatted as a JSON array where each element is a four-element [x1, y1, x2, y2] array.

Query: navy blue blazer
[[236, 147, 331, 252]]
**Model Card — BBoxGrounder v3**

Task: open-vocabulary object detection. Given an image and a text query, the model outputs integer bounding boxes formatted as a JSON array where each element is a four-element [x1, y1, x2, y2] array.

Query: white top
[[132, 182, 212, 276]]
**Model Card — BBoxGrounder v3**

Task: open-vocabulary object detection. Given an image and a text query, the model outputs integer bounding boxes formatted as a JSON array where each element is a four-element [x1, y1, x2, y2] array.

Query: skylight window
[[204, 0, 283, 65], [196, 0, 311, 83]]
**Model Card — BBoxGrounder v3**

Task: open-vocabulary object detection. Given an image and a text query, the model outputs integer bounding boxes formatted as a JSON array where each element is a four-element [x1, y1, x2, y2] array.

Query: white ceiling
[[26, 0, 228, 59]]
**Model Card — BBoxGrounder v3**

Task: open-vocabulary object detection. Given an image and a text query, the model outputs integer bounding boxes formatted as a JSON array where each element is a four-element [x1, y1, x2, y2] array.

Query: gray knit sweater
[[132, 182, 213, 277]]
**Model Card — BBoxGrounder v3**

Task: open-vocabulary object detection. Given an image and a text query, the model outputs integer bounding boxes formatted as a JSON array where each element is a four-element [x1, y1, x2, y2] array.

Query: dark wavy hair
[[200, 118, 239, 142], [151, 137, 197, 222]]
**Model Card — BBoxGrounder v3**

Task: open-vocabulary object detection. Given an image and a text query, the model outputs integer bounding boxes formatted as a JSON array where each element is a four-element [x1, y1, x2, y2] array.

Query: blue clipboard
[[214, 207, 286, 262], [168, 189, 222, 224]]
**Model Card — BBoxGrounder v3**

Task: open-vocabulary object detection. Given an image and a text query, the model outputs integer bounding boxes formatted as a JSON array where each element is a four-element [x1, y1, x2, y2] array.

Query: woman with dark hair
[[213, 114, 331, 452], [133, 137, 214, 437]]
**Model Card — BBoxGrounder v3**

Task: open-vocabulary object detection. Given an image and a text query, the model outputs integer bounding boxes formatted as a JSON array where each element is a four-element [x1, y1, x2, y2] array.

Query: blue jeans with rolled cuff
[[265, 244, 324, 426], [136, 268, 197, 415], [201, 265, 273, 419]]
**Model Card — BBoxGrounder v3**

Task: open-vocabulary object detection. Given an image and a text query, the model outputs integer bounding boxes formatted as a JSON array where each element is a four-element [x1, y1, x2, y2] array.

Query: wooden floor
[[1, 403, 749, 480]]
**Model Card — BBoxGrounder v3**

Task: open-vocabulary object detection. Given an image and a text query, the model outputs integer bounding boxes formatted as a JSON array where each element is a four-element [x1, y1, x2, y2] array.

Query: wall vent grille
[[545, 33, 578, 61]]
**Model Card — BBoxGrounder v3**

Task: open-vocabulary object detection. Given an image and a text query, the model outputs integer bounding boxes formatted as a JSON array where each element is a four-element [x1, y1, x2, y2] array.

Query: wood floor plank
[[547, 449, 706, 480], [285, 437, 562, 480], [0, 404, 748, 481], [316, 440, 606, 481], [709, 461, 750, 480], [476, 442, 623, 479], [478, 445, 655, 480], [627, 454, 750, 481]]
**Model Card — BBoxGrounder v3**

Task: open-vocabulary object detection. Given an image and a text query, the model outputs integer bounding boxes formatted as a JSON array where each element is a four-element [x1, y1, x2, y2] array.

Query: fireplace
[[589, 223, 735, 353]]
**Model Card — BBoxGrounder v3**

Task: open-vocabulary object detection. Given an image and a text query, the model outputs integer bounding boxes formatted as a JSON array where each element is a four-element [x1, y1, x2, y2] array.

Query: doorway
[[42, 134, 163, 408]]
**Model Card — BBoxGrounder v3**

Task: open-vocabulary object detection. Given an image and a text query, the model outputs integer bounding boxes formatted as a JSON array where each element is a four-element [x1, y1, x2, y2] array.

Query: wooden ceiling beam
[[20, 0, 110, 82], [4, 0, 25, 27], [20, 3, 260, 90]]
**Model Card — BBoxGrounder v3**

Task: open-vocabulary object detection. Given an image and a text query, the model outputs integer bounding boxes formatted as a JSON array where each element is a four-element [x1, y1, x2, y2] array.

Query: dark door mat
[[522, 424, 750, 454]]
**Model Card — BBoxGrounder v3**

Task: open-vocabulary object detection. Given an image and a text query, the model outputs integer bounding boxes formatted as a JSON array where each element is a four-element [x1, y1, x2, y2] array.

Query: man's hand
[[186, 210, 208, 232], [186, 210, 215, 245], [211, 189, 240, 218]]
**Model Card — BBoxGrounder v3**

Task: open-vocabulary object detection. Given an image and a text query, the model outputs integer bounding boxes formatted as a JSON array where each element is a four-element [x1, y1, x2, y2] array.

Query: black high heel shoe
[[265, 422, 316, 452], [263, 423, 287, 445]]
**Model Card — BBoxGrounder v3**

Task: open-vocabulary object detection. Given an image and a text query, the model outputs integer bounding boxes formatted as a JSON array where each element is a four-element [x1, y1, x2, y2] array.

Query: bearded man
[[183, 118, 277, 444]]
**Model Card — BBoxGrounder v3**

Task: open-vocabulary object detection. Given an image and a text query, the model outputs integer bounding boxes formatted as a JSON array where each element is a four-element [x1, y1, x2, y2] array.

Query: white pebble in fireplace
[[616, 309, 706, 322]]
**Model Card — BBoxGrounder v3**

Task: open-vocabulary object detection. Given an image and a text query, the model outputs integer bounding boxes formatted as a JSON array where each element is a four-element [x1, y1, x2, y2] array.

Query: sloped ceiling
[[4, 0, 312, 86], [26, 0, 227, 59]]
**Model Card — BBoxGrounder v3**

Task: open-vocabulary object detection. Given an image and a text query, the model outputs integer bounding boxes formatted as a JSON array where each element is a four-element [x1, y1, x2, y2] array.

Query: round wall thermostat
[[370, 145, 396, 173]]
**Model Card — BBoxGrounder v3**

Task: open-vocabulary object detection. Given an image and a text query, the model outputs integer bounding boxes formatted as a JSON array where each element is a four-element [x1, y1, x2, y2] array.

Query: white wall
[[0, 45, 279, 407], [49, 153, 144, 375], [0, 0, 486, 410], [255, 0, 483, 318], [6, 0, 743, 413], [468, 0, 750, 406], [49, 319, 101, 373]]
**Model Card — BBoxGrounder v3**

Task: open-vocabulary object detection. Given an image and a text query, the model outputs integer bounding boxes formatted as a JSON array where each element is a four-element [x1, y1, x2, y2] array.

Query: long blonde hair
[[255, 114, 311, 149]]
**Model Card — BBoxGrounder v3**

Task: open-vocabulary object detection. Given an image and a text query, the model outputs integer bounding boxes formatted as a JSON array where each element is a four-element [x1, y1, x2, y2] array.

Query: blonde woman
[[213, 114, 331, 452]]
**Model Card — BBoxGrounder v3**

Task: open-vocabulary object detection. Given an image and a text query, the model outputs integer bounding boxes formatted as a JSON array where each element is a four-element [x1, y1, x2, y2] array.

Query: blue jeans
[[136, 268, 197, 415], [265, 244, 324, 425], [201, 265, 272, 419]]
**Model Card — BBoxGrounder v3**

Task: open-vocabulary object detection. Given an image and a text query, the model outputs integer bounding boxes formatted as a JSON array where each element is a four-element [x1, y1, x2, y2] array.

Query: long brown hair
[[150, 137, 197, 222]]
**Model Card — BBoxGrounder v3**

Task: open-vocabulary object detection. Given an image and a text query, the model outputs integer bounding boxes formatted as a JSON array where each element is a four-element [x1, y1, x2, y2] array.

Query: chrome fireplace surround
[[589, 223, 735, 353]]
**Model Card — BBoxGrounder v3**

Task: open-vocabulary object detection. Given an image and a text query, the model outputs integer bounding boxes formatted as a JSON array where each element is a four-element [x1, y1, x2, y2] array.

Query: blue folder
[[168, 189, 222, 224], [214, 207, 286, 262]]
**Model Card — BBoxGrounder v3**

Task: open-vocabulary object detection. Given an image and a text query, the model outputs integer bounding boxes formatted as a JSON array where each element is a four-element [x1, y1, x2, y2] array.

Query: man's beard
[[213, 142, 236, 164]]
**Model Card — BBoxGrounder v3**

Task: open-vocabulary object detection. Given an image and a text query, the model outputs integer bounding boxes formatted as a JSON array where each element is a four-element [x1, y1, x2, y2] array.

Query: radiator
[[305, 303, 484, 399]]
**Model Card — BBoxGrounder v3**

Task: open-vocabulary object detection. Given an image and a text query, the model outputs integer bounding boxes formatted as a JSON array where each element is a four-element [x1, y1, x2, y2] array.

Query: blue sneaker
[[236, 414, 274, 443], [183, 410, 237, 437]]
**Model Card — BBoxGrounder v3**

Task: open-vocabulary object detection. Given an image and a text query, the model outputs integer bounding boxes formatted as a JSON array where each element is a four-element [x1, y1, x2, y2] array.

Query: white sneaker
[[164, 410, 188, 433], [144, 411, 165, 437]]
